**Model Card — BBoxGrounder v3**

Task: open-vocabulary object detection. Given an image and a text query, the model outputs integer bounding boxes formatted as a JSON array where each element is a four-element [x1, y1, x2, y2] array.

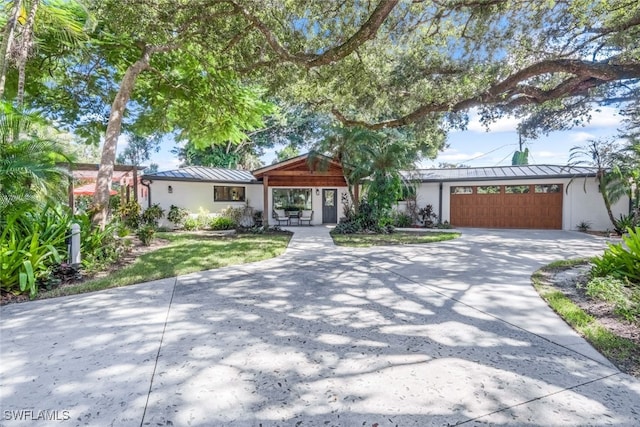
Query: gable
[[253, 154, 347, 187]]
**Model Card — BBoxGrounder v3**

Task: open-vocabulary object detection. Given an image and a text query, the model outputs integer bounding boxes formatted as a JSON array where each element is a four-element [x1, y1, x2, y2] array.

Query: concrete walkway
[[1, 227, 639, 426]]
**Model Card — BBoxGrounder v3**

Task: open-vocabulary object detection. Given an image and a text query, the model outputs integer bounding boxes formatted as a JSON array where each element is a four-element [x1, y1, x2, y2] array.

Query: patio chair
[[272, 209, 290, 226], [299, 210, 313, 226]]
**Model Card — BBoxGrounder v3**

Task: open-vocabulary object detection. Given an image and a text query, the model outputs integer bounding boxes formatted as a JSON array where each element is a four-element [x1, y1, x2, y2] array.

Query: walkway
[[1, 227, 639, 426]]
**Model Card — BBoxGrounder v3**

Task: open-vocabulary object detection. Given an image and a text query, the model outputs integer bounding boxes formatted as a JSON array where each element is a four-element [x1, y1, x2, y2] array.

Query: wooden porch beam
[[262, 176, 269, 227]]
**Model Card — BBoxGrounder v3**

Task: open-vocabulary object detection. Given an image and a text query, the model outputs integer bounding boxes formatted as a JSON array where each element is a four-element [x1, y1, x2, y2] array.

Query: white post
[[70, 223, 81, 267]]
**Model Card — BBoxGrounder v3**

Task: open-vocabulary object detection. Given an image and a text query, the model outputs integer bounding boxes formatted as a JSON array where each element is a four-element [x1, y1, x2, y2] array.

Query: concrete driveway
[[1, 227, 639, 426]]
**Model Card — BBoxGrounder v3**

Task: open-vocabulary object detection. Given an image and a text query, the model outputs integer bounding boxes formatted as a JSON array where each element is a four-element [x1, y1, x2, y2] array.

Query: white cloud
[[585, 107, 620, 128], [533, 150, 564, 159], [468, 116, 520, 133], [569, 131, 595, 143], [463, 108, 520, 133]]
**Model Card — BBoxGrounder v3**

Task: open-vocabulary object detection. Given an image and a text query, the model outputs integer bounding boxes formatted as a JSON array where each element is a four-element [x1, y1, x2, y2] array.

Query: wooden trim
[[262, 170, 344, 177], [262, 175, 269, 227]]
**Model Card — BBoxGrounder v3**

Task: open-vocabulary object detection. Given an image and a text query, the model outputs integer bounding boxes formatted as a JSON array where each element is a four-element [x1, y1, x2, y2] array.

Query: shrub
[[614, 213, 639, 233], [210, 216, 235, 230], [584, 276, 640, 323], [73, 212, 125, 274], [183, 217, 199, 231], [196, 208, 211, 229], [333, 220, 362, 234], [576, 221, 592, 232], [117, 200, 141, 229], [418, 204, 438, 228], [0, 206, 71, 296], [141, 203, 165, 227], [392, 211, 412, 228], [220, 206, 244, 225], [136, 225, 156, 246], [436, 221, 453, 229], [591, 227, 640, 283], [167, 205, 189, 228], [116, 222, 130, 237]]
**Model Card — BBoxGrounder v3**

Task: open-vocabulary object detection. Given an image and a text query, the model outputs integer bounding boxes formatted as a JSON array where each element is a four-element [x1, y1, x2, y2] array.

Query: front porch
[[252, 153, 349, 226]]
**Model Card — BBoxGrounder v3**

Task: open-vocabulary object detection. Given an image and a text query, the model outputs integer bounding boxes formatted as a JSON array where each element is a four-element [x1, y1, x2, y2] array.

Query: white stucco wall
[[414, 177, 629, 231], [265, 186, 349, 225], [148, 180, 263, 227], [147, 180, 349, 227]]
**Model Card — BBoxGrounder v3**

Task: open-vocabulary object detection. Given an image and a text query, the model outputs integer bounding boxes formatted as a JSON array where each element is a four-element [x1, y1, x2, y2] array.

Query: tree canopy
[[3, 0, 639, 226]]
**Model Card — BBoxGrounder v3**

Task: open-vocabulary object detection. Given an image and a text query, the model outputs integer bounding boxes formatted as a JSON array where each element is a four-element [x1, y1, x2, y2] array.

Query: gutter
[[438, 182, 443, 223], [140, 179, 152, 208]]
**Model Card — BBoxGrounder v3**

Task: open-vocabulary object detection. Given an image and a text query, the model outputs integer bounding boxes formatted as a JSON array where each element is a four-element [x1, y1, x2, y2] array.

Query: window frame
[[476, 185, 501, 195], [213, 185, 246, 202], [534, 184, 561, 194], [505, 185, 531, 194], [450, 186, 473, 195]]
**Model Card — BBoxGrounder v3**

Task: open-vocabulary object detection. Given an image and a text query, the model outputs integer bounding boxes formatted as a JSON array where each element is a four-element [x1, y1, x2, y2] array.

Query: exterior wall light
[[316, 188, 320, 196], [168, 185, 173, 194]]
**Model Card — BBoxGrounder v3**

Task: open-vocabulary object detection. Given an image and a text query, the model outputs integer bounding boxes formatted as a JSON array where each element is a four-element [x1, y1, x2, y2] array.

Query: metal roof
[[404, 165, 600, 182], [142, 166, 257, 183]]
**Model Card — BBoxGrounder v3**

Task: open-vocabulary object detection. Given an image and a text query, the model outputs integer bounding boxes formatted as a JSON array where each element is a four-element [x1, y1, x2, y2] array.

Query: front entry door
[[322, 189, 338, 224]]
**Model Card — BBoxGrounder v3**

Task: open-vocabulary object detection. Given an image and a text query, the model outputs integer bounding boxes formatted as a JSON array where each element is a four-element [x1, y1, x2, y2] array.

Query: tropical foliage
[[0, 205, 70, 296], [316, 125, 430, 229], [587, 227, 640, 323], [0, 106, 72, 216], [591, 227, 640, 284]]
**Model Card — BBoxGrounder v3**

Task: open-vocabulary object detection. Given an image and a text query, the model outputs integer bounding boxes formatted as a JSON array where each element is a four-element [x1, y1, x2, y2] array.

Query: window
[[477, 185, 501, 194], [451, 186, 473, 195], [505, 185, 530, 194], [273, 188, 312, 210], [535, 184, 561, 193], [214, 186, 245, 202]]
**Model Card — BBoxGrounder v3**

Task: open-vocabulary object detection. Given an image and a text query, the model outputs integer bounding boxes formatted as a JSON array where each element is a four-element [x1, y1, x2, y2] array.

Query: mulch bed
[[0, 237, 171, 306], [539, 264, 640, 378]]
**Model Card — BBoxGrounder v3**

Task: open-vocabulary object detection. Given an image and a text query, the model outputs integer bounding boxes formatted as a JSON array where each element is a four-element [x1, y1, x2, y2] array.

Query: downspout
[[438, 182, 443, 223], [141, 179, 152, 208]]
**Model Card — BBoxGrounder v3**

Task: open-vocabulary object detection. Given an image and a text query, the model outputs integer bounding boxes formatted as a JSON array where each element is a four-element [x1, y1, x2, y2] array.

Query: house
[[406, 165, 629, 230], [142, 154, 629, 231], [142, 154, 349, 227]]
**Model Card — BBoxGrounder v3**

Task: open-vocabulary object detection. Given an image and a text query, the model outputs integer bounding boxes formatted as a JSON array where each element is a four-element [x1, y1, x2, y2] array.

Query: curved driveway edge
[[1, 227, 639, 426]]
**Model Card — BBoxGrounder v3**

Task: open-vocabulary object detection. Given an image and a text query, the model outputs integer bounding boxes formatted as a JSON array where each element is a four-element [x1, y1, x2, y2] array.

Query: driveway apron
[[1, 227, 639, 426]]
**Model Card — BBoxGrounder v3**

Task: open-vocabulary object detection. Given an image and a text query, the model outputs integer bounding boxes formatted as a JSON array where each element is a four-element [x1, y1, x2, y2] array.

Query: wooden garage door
[[450, 184, 563, 229]]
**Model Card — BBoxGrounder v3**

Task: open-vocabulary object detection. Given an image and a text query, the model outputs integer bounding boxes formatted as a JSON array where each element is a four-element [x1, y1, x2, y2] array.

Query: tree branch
[[332, 59, 640, 129], [230, 0, 400, 68]]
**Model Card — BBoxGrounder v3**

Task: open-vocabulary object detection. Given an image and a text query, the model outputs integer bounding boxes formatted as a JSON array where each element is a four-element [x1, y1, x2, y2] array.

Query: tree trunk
[[91, 49, 152, 229], [15, 0, 39, 111], [598, 174, 619, 231], [0, 0, 23, 100]]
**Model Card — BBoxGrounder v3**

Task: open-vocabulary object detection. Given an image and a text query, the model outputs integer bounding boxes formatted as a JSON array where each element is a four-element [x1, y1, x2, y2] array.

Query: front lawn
[[331, 231, 460, 247], [37, 232, 291, 299]]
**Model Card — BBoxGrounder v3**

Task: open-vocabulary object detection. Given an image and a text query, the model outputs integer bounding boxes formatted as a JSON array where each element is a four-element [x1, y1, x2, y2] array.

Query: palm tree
[[0, 106, 72, 217], [316, 125, 417, 218], [0, 0, 23, 99], [569, 139, 628, 231], [611, 140, 640, 213], [0, 0, 91, 106], [315, 126, 385, 214]]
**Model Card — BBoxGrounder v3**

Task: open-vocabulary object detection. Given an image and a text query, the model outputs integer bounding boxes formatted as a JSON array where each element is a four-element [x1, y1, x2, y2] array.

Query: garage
[[450, 183, 563, 229]]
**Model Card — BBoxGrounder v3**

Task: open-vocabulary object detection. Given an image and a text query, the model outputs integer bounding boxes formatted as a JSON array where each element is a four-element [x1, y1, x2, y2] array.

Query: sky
[[132, 106, 624, 172]]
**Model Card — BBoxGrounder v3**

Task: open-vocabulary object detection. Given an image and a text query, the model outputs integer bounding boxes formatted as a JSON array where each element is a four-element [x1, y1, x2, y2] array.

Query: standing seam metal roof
[[404, 165, 600, 182], [143, 164, 600, 184], [142, 166, 257, 183]]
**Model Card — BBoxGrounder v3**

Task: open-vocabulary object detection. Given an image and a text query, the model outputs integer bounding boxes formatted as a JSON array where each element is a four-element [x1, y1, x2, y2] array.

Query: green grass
[[331, 231, 460, 247], [38, 232, 291, 299], [532, 263, 640, 374]]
